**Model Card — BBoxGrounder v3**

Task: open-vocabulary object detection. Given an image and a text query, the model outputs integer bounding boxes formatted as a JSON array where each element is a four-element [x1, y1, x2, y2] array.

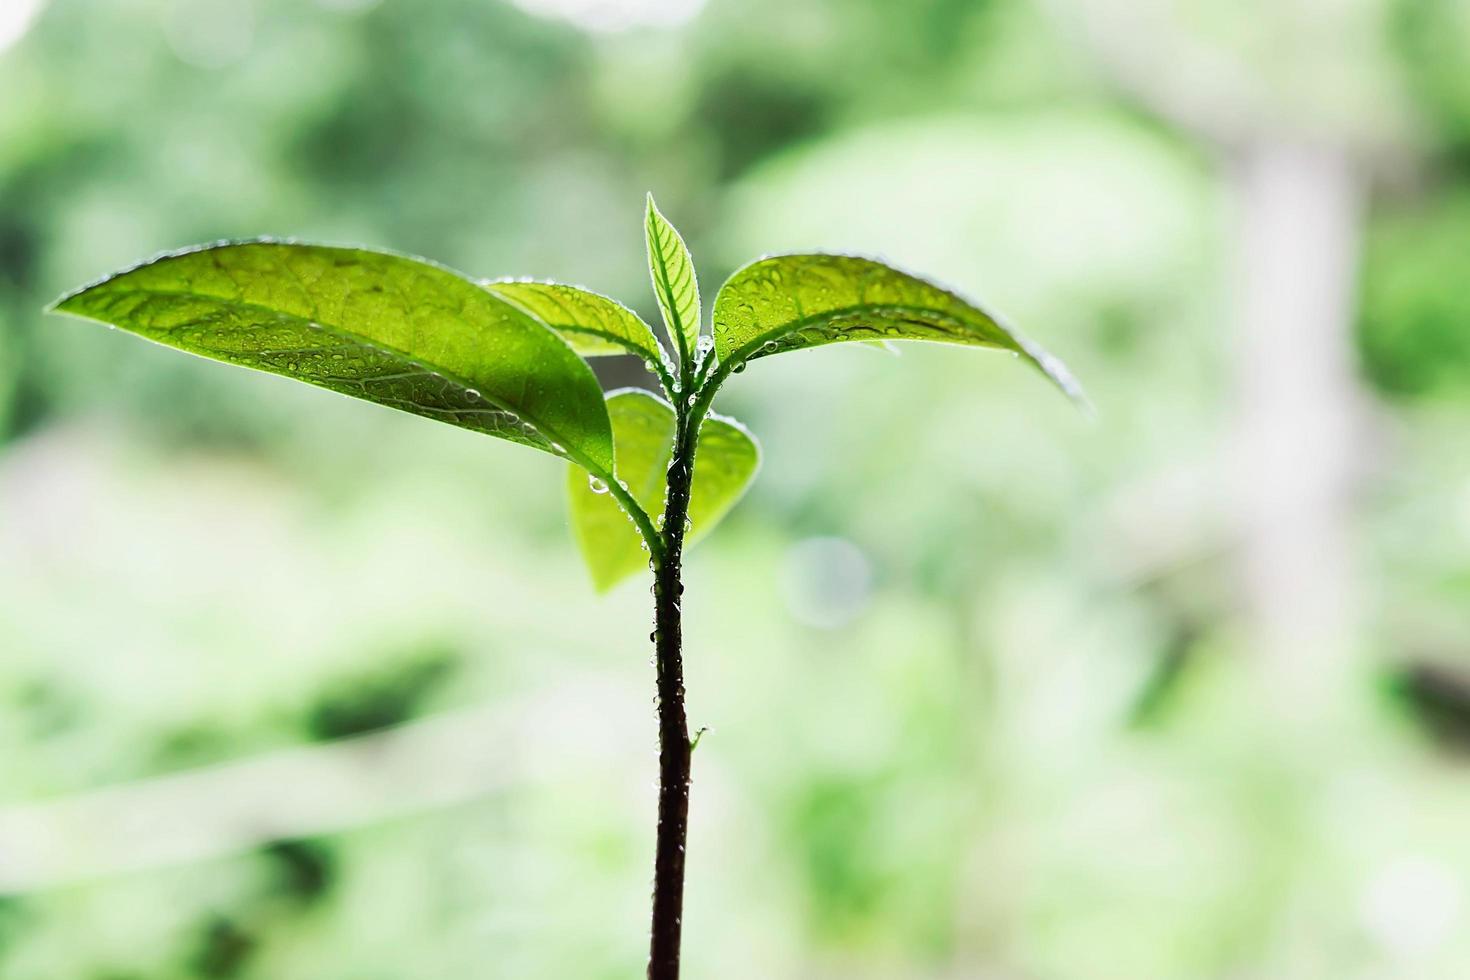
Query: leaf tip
[[1019, 339, 1092, 417], [46, 284, 94, 318], [645, 193, 678, 231]]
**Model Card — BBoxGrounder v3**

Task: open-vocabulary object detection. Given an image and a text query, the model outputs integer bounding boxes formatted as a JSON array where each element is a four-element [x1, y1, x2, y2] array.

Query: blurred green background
[[3, 0, 1470, 977]]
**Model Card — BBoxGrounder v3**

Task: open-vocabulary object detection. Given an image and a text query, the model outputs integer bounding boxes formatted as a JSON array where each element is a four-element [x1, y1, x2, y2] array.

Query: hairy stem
[[647, 399, 699, 980]]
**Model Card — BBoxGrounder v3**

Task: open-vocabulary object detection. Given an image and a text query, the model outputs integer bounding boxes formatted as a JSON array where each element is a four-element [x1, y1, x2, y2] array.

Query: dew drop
[[550, 442, 566, 454], [732, 362, 747, 374], [762, 340, 779, 352], [588, 475, 609, 495], [465, 388, 481, 401], [697, 336, 713, 353]]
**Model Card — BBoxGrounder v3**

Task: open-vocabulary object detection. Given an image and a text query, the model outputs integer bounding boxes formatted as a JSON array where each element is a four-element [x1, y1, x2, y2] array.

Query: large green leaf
[[483, 279, 669, 373], [644, 194, 701, 368], [52, 241, 615, 471], [712, 254, 1084, 404], [568, 389, 760, 591]]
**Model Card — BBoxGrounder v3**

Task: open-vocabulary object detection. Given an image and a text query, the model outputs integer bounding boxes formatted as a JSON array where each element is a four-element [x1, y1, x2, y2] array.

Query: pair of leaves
[[49, 240, 688, 456], [639, 196, 1081, 407], [52, 242, 621, 471], [49, 235, 753, 590], [568, 390, 759, 591], [51, 197, 1081, 591]]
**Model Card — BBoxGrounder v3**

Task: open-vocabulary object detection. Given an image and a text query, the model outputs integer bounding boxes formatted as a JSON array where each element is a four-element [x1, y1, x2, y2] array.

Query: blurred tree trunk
[[1050, 0, 1389, 716], [1231, 142, 1364, 715]]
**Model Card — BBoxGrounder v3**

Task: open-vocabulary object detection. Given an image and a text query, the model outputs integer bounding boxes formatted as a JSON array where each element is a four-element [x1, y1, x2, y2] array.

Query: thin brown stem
[[647, 402, 699, 980]]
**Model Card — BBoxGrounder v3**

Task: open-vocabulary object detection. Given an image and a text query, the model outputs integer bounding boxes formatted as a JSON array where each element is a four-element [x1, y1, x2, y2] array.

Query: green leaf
[[644, 194, 701, 370], [51, 241, 615, 471], [712, 254, 1085, 405], [568, 389, 760, 591], [483, 279, 670, 374]]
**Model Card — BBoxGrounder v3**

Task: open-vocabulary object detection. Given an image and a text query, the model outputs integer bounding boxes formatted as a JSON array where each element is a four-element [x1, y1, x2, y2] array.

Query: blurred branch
[[0, 678, 645, 893]]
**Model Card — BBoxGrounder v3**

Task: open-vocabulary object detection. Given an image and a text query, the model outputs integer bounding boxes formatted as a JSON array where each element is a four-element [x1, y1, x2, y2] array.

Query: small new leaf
[[568, 389, 760, 591], [484, 279, 672, 386], [644, 195, 701, 372], [713, 254, 1084, 405], [51, 241, 616, 471]]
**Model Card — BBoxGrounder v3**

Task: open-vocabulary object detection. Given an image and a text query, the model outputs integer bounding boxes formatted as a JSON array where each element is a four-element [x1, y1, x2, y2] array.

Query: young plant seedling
[[51, 194, 1082, 979]]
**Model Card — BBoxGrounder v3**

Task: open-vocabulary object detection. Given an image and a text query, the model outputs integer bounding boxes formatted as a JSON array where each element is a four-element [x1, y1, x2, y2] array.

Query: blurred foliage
[[1392, 0, 1470, 151], [1358, 191, 1470, 397], [3, 0, 1470, 978], [305, 642, 458, 741]]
